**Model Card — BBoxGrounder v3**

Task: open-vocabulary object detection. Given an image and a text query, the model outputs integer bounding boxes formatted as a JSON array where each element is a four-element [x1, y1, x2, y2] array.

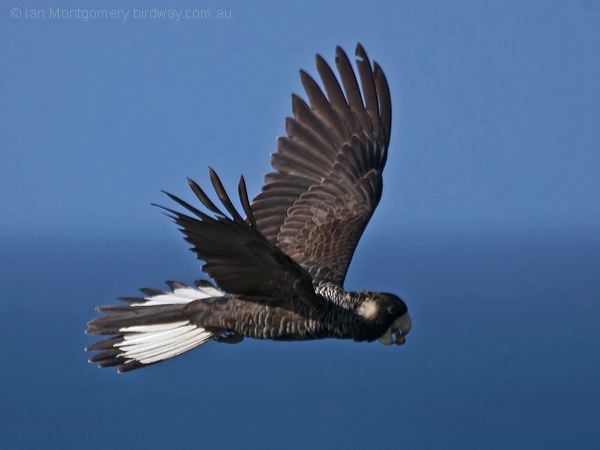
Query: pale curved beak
[[378, 312, 412, 345]]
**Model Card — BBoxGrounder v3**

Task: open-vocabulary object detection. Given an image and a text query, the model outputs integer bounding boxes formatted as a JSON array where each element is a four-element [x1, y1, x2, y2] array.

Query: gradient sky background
[[1, 0, 600, 449]]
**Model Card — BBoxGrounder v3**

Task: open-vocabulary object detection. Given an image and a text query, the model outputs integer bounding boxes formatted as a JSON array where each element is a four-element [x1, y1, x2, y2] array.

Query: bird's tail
[[86, 280, 224, 373]]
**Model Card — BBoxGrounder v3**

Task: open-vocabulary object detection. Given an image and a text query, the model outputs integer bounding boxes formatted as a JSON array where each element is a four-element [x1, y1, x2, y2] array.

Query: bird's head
[[355, 292, 411, 345]]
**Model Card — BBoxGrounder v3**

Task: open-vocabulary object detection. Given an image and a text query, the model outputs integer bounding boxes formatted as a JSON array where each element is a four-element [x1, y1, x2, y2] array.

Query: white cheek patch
[[357, 300, 379, 320]]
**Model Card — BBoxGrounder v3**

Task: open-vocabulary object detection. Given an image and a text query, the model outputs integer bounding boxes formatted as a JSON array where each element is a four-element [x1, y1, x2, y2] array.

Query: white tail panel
[[87, 280, 225, 373]]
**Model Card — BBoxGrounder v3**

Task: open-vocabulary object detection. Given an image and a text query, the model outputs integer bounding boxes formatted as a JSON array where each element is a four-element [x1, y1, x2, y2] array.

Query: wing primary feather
[[299, 69, 345, 144], [208, 168, 245, 225], [151, 203, 193, 223], [152, 202, 212, 224], [187, 177, 225, 217], [152, 207, 178, 221], [160, 191, 207, 219], [238, 176, 257, 230], [315, 53, 357, 133], [290, 94, 338, 156], [373, 61, 392, 150], [355, 43, 379, 136], [335, 46, 370, 131], [315, 53, 348, 108]]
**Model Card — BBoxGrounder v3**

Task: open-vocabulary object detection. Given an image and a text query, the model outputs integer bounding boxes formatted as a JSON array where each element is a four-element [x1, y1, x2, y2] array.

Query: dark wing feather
[[157, 170, 325, 311], [251, 44, 392, 286]]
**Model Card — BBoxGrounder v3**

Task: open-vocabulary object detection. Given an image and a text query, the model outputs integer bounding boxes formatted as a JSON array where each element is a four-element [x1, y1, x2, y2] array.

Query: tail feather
[[86, 280, 224, 373]]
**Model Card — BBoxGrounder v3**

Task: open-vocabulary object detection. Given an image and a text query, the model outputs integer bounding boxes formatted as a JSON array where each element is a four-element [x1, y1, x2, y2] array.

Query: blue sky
[[1, 1, 600, 449], [2, 0, 599, 241]]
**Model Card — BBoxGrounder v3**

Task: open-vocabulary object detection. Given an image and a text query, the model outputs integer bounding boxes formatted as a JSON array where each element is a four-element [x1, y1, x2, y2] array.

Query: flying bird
[[86, 44, 412, 373]]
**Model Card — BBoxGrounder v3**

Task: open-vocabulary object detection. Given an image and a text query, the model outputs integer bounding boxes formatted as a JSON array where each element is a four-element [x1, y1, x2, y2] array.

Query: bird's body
[[86, 44, 412, 373], [199, 283, 405, 343]]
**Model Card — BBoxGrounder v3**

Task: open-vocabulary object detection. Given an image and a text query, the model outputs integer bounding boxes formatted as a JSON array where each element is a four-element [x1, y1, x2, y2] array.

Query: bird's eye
[[387, 305, 399, 316]]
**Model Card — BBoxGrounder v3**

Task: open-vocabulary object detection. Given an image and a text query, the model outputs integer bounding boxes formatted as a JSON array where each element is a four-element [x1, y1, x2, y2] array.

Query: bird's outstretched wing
[[158, 169, 326, 311], [251, 44, 392, 287]]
